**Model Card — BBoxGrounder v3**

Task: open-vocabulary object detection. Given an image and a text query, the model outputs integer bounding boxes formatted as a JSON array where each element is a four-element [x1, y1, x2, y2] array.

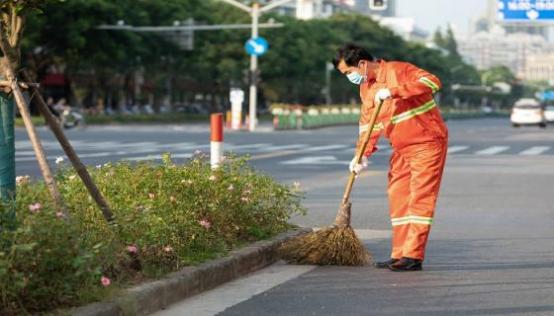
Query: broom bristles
[[279, 226, 371, 266]]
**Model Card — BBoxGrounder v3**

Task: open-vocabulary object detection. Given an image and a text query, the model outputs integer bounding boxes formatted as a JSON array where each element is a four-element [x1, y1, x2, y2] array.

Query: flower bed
[[0, 153, 305, 314]]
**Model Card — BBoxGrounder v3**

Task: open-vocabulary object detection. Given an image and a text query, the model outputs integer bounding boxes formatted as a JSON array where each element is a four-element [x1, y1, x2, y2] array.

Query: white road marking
[[447, 146, 469, 154], [225, 143, 270, 151], [161, 142, 206, 150], [15, 150, 37, 156], [110, 141, 159, 148], [259, 144, 307, 152], [71, 141, 121, 149], [304, 144, 349, 152], [250, 150, 302, 161], [151, 263, 315, 316], [475, 146, 510, 155], [519, 146, 550, 156], [124, 155, 163, 162], [15, 140, 69, 150], [281, 156, 349, 165], [15, 152, 115, 162]]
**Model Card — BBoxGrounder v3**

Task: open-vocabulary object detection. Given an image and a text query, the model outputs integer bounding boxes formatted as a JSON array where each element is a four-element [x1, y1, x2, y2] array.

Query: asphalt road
[[14, 118, 554, 315]]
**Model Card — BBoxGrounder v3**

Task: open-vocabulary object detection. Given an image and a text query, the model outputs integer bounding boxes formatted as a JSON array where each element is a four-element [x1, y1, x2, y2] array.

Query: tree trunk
[[0, 92, 16, 232], [2, 60, 67, 215]]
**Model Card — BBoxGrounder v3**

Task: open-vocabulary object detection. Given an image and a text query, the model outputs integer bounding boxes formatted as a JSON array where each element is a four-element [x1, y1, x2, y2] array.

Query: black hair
[[332, 43, 375, 69]]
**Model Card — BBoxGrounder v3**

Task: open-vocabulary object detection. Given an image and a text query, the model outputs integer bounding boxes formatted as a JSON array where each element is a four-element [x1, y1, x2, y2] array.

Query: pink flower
[[101, 276, 111, 287], [209, 175, 217, 181], [199, 219, 211, 229], [16, 175, 30, 185], [56, 212, 64, 219], [163, 246, 173, 253], [126, 245, 138, 254], [148, 193, 156, 199], [28, 203, 42, 213]]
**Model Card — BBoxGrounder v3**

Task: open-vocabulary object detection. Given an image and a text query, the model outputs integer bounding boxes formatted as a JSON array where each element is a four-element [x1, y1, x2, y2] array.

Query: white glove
[[374, 88, 392, 103], [349, 156, 369, 175]]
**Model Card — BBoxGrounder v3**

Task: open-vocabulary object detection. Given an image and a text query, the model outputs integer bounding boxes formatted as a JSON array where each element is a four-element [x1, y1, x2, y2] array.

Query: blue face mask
[[346, 72, 364, 85]]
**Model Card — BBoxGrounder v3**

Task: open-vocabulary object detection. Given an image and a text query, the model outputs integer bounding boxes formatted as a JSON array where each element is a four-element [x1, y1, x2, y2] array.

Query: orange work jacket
[[357, 60, 448, 156]]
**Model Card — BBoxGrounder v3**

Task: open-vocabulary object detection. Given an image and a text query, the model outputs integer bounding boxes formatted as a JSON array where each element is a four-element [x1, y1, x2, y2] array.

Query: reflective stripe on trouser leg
[[387, 151, 411, 260], [402, 141, 447, 260]]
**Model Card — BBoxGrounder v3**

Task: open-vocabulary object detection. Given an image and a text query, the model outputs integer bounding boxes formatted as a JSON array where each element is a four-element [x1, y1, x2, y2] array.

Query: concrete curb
[[70, 228, 312, 316]]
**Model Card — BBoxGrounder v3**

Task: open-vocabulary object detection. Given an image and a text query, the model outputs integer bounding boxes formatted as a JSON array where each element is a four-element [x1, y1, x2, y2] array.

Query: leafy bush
[[0, 153, 305, 314]]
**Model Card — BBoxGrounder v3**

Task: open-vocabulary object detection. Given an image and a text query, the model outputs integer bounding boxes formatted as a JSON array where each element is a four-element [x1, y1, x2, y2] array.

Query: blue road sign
[[497, 0, 554, 22], [245, 37, 268, 56]]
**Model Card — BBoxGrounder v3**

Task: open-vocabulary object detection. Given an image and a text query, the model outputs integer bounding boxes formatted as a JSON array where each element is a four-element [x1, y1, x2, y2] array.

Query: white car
[[510, 99, 546, 128], [544, 105, 554, 123]]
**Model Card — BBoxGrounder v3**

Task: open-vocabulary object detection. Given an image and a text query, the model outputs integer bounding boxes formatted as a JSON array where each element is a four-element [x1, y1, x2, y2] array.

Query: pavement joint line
[[151, 263, 316, 316], [151, 228, 389, 315], [70, 228, 312, 316]]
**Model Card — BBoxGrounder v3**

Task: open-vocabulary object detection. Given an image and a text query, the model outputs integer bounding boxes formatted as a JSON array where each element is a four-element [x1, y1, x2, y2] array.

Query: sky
[[396, 0, 489, 36]]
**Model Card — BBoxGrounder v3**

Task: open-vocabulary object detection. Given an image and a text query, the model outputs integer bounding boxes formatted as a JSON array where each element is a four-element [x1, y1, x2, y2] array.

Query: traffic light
[[369, 0, 387, 11]]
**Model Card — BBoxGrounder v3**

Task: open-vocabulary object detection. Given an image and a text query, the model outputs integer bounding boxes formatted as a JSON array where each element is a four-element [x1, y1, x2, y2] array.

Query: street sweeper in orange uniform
[[333, 43, 448, 272]]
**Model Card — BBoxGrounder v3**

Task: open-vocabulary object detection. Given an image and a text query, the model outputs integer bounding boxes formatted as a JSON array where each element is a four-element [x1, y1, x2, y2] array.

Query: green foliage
[[433, 25, 461, 60], [0, 0, 62, 12], [481, 66, 516, 86], [0, 154, 305, 314], [21, 0, 481, 106]]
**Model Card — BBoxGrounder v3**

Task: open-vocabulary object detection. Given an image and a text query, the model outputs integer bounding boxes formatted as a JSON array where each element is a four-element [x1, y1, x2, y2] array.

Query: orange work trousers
[[387, 140, 447, 260]]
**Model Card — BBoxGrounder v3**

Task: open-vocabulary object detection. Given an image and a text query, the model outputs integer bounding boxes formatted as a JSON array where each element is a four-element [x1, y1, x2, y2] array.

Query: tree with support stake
[[0, 0, 115, 227]]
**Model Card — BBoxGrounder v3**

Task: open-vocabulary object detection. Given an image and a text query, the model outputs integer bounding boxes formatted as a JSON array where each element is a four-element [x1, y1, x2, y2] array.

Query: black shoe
[[373, 258, 399, 269], [388, 257, 423, 272]]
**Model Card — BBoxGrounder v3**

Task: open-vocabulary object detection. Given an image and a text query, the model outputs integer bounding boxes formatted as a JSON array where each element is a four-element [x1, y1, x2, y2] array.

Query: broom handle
[[341, 99, 385, 205]]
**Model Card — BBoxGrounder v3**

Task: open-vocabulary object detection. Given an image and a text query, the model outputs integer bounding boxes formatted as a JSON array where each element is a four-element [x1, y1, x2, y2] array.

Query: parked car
[[544, 104, 554, 123], [510, 98, 546, 128]]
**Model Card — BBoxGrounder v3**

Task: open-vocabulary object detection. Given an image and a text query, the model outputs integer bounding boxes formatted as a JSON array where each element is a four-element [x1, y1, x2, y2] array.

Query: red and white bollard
[[210, 113, 224, 169]]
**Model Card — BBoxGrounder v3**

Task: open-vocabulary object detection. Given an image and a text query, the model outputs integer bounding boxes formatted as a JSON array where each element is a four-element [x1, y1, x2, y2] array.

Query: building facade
[[525, 53, 554, 82], [276, 0, 396, 20], [457, 0, 554, 80], [458, 28, 553, 77]]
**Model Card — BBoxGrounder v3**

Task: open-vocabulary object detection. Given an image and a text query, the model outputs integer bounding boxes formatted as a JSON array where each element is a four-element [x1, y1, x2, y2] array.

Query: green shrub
[[0, 153, 305, 314]]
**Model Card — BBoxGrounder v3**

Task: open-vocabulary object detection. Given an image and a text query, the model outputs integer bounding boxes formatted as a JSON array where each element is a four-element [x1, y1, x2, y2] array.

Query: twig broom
[[279, 100, 385, 265]]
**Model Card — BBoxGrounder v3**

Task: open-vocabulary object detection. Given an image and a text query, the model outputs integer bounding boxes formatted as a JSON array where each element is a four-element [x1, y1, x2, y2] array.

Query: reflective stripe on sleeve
[[419, 77, 439, 93], [359, 122, 384, 134]]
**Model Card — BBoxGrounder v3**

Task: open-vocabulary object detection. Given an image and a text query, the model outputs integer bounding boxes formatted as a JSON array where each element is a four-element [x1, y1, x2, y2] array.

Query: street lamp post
[[249, 3, 259, 132], [220, 0, 293, 131]]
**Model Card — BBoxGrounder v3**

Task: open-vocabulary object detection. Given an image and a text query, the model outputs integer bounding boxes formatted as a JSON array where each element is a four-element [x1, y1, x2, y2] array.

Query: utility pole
[[220, 0, 294, 131], [249, 2, 260, 132]]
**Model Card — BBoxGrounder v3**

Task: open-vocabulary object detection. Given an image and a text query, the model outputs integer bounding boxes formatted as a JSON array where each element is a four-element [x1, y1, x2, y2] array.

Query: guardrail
[[272, 104, 360, 130], [271, 104, 510, 130]]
